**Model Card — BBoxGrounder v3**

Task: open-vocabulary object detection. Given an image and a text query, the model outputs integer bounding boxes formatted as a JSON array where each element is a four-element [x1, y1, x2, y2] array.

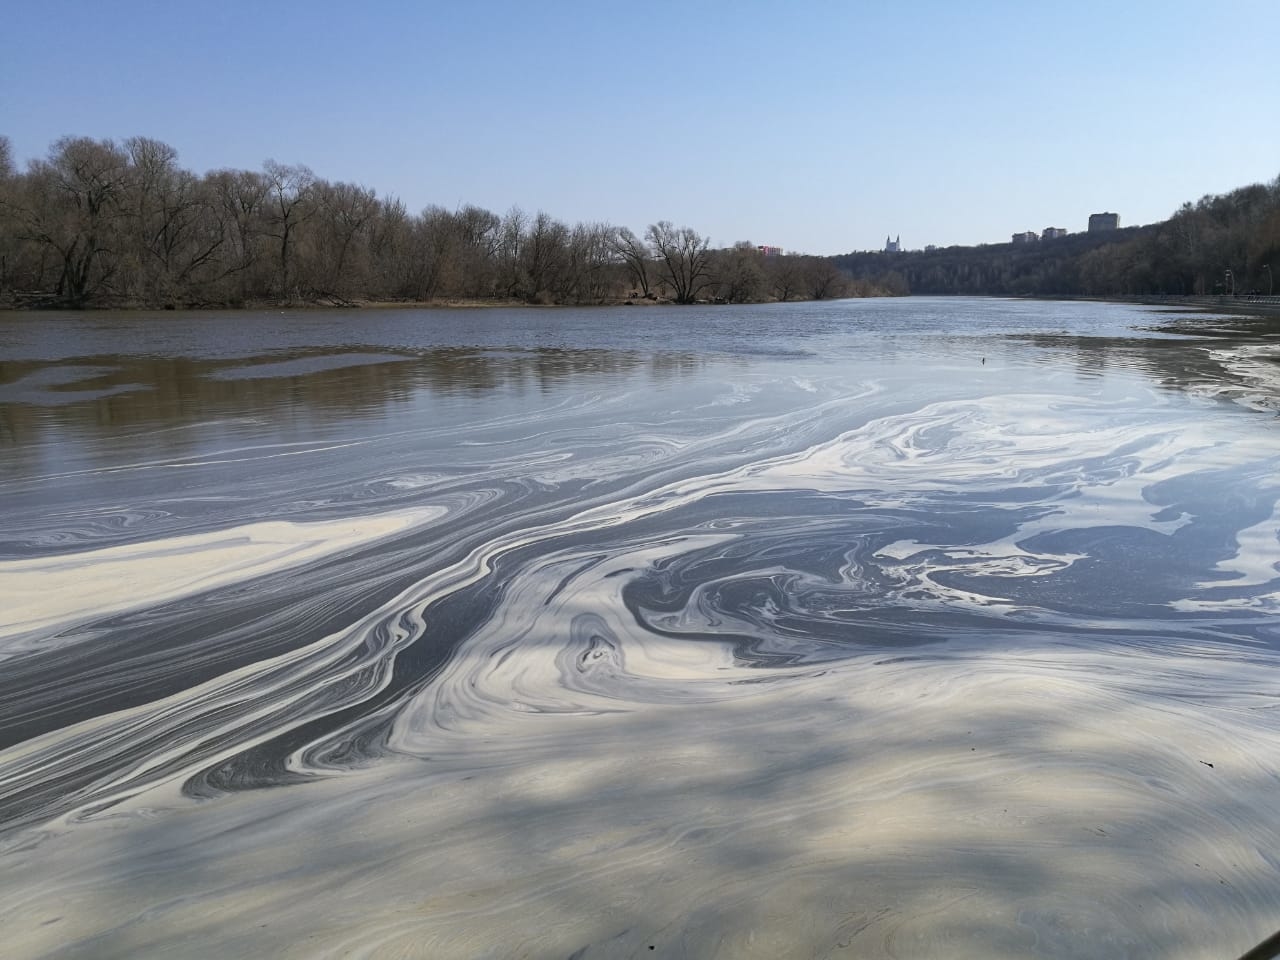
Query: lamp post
[[1265, 264, 1273, 296]]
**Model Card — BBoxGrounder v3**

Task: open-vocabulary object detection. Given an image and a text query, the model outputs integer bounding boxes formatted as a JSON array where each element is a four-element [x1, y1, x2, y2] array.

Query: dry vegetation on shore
[[0, 136, 889, 310]]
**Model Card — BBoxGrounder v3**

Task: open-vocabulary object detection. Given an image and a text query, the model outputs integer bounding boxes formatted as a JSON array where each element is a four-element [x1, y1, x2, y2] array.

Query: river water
[[1, 298, 1277, 959]]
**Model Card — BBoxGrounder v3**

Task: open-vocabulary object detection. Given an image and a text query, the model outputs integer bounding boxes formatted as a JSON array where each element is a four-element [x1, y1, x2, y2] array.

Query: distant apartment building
[[884, 235, 901, 253], [756, 245, 783, 257], [1012, 231, 1039, 244], [1088, 212, 1120, 232], [1042, 227, 1068, 239]]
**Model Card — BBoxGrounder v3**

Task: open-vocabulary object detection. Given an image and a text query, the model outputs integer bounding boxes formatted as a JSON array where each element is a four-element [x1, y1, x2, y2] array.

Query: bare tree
[[610, 226, 653, 297], [0, 136, 14, 295], [311, 180, 378, 301], [805, 256, 850, 300], [453, 204, 501, 298], [262, 160, 315, 299], [714, 241, 765, 302], [522, 210, 569, 302], [125, 137, 223, 303], [206, 168, 270, 303], [767, 254, 805, 302], [14, 137, 131, 305], [402, 205, 459, 301], [563, 221, 617, 302], [365, 196, 411, 298], [496, 206, 527, 299], [646, 220, 712, 304]]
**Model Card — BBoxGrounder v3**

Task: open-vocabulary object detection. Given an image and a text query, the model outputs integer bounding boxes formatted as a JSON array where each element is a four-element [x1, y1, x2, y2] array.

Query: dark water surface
[[1, 298, 1277, 958]]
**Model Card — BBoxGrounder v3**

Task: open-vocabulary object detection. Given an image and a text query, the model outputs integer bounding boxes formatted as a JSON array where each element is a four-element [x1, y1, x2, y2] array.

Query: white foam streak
[[0, 506, 442, 645]]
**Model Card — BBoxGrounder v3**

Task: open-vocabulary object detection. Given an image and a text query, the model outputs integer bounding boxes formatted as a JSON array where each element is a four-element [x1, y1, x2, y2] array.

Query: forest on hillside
[[0, 136, 866, 309], [835, 175, 1280, 298]]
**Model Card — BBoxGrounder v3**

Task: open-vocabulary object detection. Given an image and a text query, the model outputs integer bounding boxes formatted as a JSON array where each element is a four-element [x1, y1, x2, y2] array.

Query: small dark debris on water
[[1200, 760, 1214, 768]]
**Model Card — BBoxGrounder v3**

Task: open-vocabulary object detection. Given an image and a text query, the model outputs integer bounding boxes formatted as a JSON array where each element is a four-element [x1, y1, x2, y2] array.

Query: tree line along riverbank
[[0, 136, 884, 310], [0, 135, 1275, 310]]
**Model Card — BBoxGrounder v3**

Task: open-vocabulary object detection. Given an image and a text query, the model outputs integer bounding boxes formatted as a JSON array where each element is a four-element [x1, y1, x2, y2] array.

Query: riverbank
[[0, 294, 667, 312], [0, 292, 903, 313], [1071, 294, 1280, 321]]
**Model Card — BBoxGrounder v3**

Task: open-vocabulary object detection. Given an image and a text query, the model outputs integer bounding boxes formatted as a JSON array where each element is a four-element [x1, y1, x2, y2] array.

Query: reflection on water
[[0, 346, 709, 446], [1, 299, 1278, 959], [1016, 331, 1280, 409]]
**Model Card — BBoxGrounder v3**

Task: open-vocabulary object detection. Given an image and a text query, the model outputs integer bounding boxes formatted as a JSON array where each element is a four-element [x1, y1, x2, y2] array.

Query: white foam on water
[[0, 506, 444, 643]]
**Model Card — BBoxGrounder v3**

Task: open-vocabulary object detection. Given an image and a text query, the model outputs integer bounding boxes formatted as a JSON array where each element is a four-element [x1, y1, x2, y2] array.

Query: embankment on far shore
[[0, 287, 901, 313], [1107, 294, 1280, 321]]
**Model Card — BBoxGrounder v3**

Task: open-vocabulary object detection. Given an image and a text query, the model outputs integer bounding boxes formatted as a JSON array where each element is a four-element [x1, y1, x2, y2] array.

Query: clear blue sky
[[3, 0, 1276, 254]]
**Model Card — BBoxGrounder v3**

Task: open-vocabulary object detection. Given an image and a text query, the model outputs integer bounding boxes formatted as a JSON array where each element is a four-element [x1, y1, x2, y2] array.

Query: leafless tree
[[452, 204, 501, 298], [0, 136, 15, 294], [767, 255, 805, 302], [646, 220, 712, 304], [311, 180, 378, 300], [610, 226, 653, 297], [713, 241, 765, 303], [15, 137, 131, 305], [804, 256, 850, 300], [495, 206, 527, 299], [564, 221, 618, 302], [206, 168, 270, 303], [125, 137, 224, 303], [262, 160, 315, 299], [522, 210, 569, 302], [402, 205, 458, 301], [365, 196, 412, 298]]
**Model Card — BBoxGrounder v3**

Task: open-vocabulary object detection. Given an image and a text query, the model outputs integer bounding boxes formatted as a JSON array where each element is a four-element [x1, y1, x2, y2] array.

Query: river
[[1, 297, 1277, 959]]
